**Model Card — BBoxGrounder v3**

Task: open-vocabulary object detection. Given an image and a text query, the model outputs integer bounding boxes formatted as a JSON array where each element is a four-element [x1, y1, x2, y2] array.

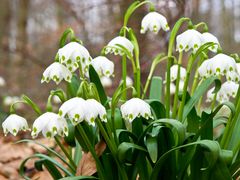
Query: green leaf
[[16, 139, 75, 172], [20, 153, 73, 180], [117, 142, 147, 163], [89, 65, 109, 108], [149, 76, 162, 101], [73, 140, 82, 166], [183, 76, 221, 121], [64, 120, 76, 147], [67, 74, 81, 98], [146, 135, 158, 163], [59, 176, 98, 180], [35, 159, 63, 179], [146, 100, 166, 119], [151, 140, 221, 180]]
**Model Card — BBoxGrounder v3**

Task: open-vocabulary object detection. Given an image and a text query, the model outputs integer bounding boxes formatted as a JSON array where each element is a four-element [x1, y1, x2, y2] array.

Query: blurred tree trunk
[[0, 0, 11, 64]]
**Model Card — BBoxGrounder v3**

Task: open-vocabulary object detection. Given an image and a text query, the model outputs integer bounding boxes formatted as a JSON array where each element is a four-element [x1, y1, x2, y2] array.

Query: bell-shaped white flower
[[207, 81, 239, 103], [84, 99, 107, 126], [91, 56, 114, 77], [176, 29, 204, 52], [120, 98, 152, 123], [2, 114, 29, 136], [105, 36, 134, 56], [169, 80, 185, 95], [0, 76, 6, 87], [202, 32, 220, 52], [101, 76, 112, 87], [198, 54, 239, 82], [126, 76, 133, 87], [140, 12, 169, 34], [59, 97, 86, 125], [41, 62, 72, 84], [58, 42, 92, 73], [31, 112, 68, 138], [170, 65, 186, 82]]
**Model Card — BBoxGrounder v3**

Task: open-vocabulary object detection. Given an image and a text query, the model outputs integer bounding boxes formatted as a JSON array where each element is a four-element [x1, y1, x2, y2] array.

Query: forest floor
[[0, 133, 54, 180]]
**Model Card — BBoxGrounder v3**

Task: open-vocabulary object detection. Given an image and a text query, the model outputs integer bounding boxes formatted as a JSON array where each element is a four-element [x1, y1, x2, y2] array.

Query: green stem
[[221, 97, 240, 149], [178, 56, 194, 121], [122, 55, 127, 101], [54, 136, 76, 172], [165, 17, 191, 118], [197, 96, 203, 114], [76, 125, 106, 180], [172, 52, 183, 118], [96, 119, 128, 180], [142, 55, 167, 99]]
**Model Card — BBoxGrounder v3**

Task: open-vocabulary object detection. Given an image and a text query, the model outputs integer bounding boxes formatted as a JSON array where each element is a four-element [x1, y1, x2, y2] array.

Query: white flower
[[170, 83, 176, 95], [59, 97, 86, 125], [206, 81, 239, 103], [176, 29, 204, 52], [170, 65, 186, 82], [31, 112, 68, 138], [140, 12, 169, 34], [91, 56, 114, 77], [84, 99, 107, 126], [126, 76, 133, 87], [169, 80, 185, 95], [41, 62, 72, 84], [2, 114, 29, 136], [53, 95, 61, 104], [120, 76, 133, 87], [202, 32, 220, 52], [101, 76, 112, 87], [59, 98, 107, 126], [236, 63, 240, 75], [198, 54, 239, 82], [105, 36, 134, 56], [120, 98, 152, 123], [58, 42, 92, 73], [3, 96, 21, 106], [0, 76, 6, 87]]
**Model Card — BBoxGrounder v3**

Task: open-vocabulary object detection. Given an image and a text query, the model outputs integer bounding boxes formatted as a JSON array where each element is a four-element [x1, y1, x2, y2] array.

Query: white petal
[[202, 32, 220, 52], [120, 98, 152, 123], [91, 56, 114, 77], [2, 114, 28, 136]]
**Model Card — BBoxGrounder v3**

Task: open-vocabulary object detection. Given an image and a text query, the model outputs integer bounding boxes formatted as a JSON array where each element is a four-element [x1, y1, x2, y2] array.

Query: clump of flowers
[[1, 1, 239, 180]]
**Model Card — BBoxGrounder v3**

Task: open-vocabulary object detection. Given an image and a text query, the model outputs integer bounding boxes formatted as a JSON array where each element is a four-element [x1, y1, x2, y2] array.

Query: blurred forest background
[[0, 0, 239, 112], [0, 1, 239, 179]]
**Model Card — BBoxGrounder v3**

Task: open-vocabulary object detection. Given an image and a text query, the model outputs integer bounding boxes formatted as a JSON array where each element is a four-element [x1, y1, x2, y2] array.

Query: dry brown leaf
[[76, 140, 106, 176]]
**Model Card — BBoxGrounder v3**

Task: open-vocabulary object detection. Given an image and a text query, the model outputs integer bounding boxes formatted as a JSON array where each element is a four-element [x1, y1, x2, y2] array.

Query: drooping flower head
[[169, 65, 186, 82], [120, 98, 152, 123], [169, 80, 185, 95], [84, 99, 107, 126], [100, 76, 112, 87], [198, 53, 239, 82], [91, 56, 114, 77], [0, 76, 6, 87], [59, 97, 107, 126], [41, 62, 72, 84], [58, 42, 92, 73], [2, 114, 29, 136], [206, 81, 239, 103], [176, 29, 204, 52], [105, 36, 134, 57], [202, 32, 220, 52], [140, 12, 169, 34], [31, 112, 68, 138]]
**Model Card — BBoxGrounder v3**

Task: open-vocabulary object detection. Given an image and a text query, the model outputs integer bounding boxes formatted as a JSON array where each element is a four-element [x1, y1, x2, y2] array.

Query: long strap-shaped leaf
[[182, 76, 221, 121], [20, 153, 74, 180], [16, 139, 76, 173], [150, 140, 222, 180]]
